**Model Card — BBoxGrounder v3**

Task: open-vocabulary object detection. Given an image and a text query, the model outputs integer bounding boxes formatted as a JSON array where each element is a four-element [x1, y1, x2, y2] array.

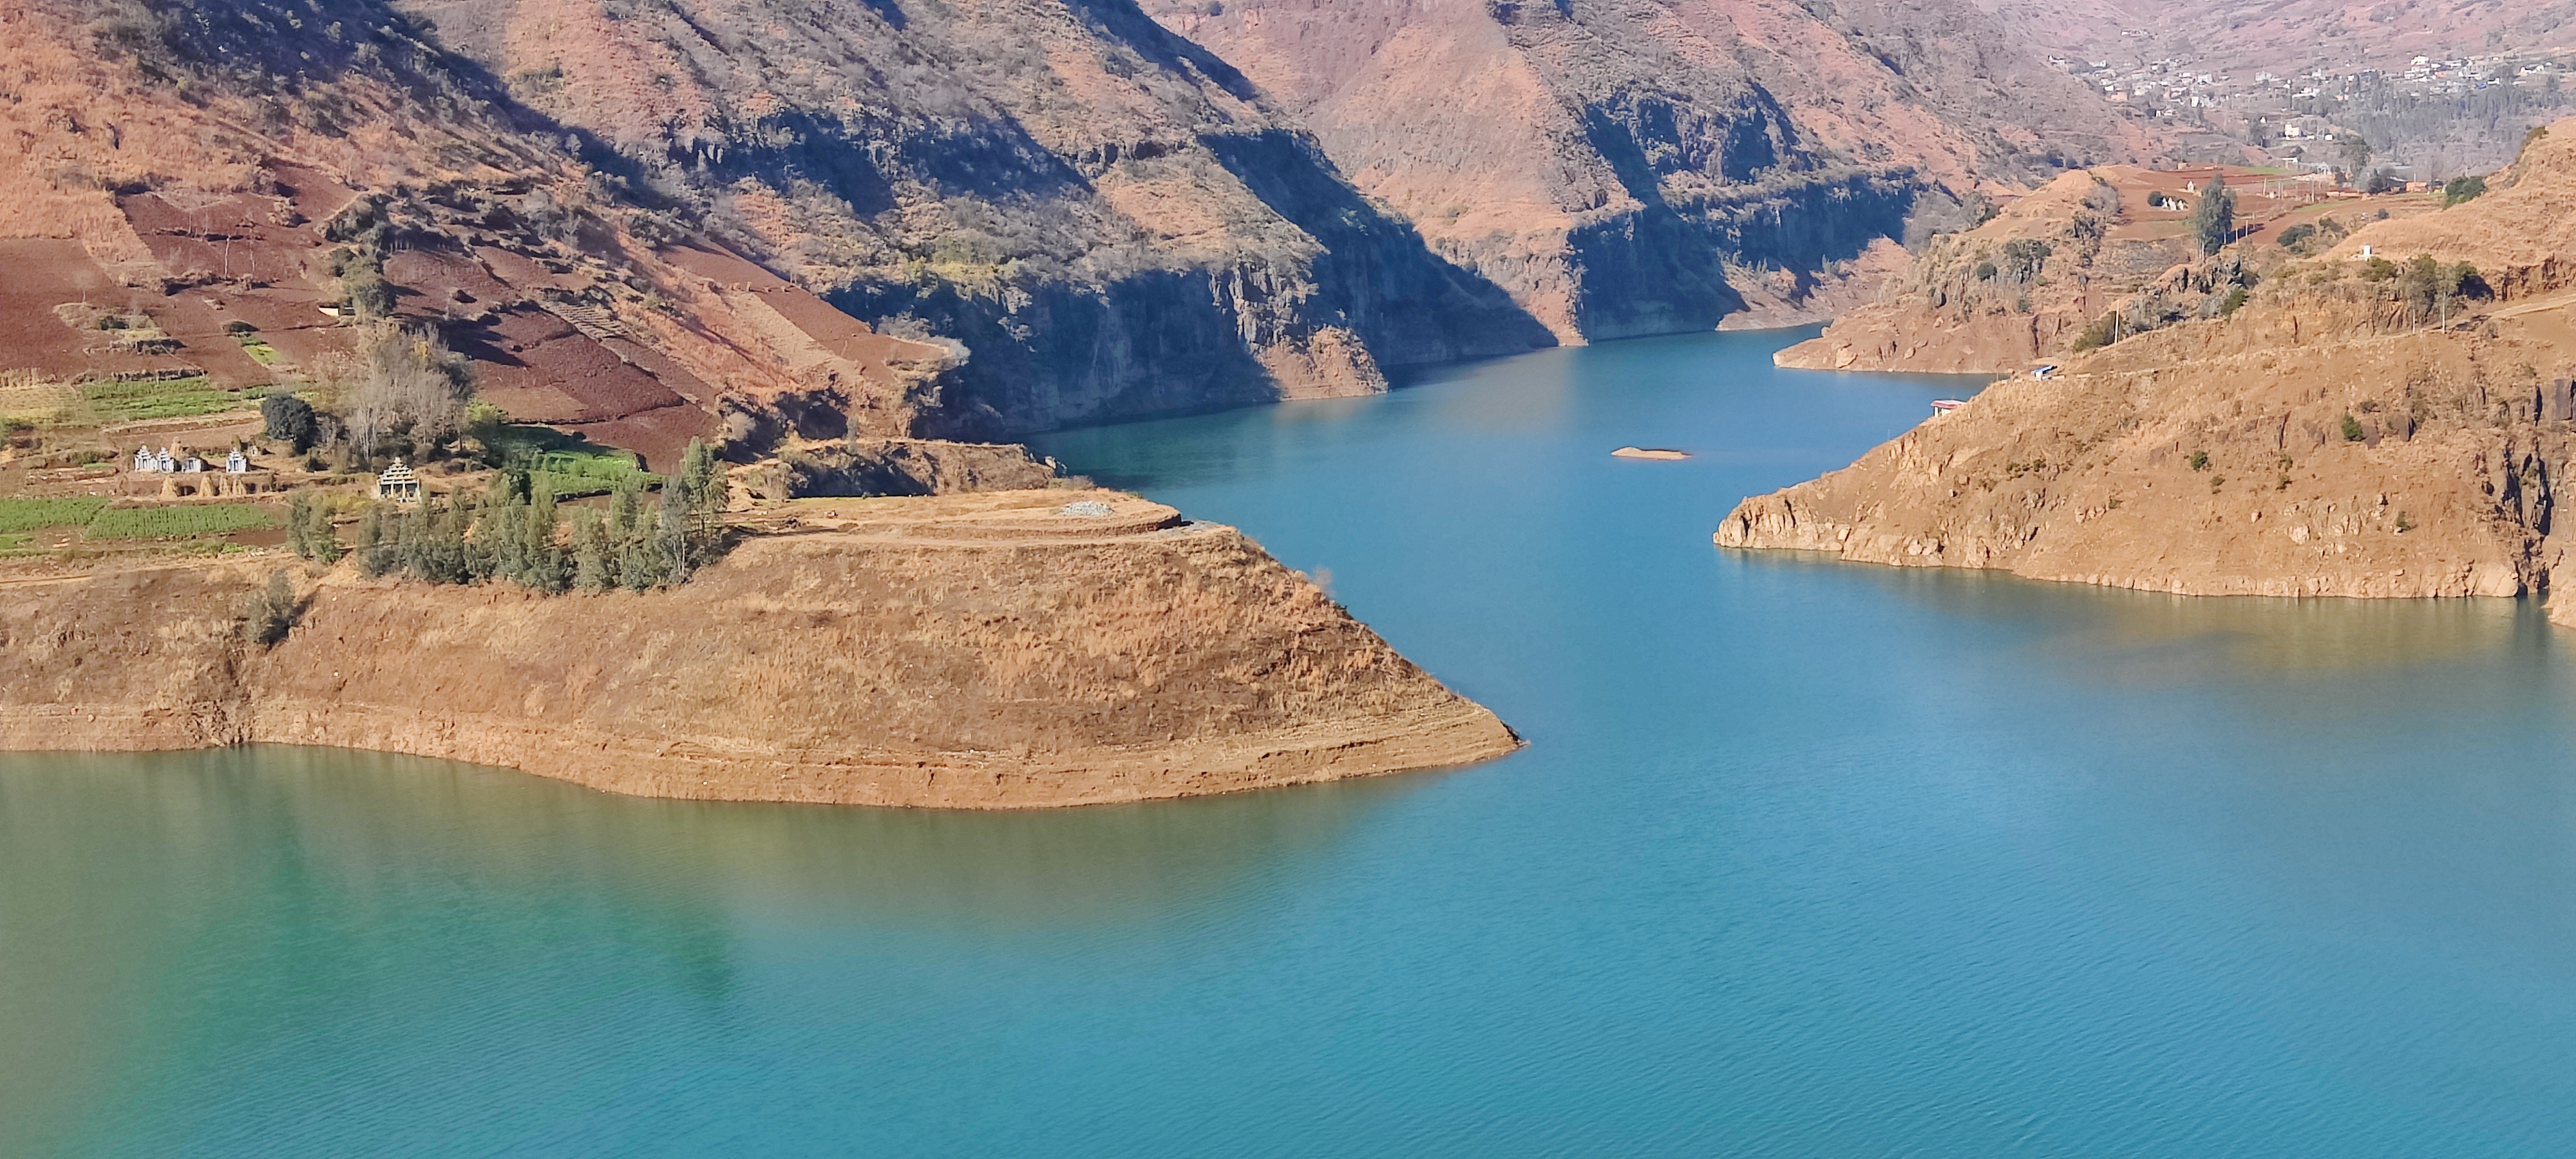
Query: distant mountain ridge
[[1975, 0, 2576, 72]]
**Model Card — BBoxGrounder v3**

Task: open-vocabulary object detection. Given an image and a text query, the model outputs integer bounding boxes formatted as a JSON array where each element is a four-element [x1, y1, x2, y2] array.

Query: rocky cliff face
[[1723, 119, 2576, 622], [1140, 0, 2156, 339], [399, 0, 1557, 436]]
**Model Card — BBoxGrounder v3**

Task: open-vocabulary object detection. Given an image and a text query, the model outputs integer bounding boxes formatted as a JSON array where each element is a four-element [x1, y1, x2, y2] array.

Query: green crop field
[[82, 377, 250, 424], [533, 453, 658, 498], [236, 335, 284, 366], [480, 426, 665, 496], [85, 503, 274, 540], [0, 496, 111, 532]]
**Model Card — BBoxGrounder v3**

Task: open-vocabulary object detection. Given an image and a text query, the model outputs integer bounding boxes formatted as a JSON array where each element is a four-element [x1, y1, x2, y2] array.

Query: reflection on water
[[1756, 554, 2548, 680], [0, 747, 1408, 1157]]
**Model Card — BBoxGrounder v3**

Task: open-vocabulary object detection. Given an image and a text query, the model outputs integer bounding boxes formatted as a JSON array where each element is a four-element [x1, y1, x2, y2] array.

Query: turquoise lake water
[[7, 327, 2576, 1155]]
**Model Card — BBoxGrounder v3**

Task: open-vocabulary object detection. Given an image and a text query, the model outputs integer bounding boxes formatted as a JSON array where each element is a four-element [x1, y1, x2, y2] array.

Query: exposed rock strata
[[0, 491, 1520, 807]]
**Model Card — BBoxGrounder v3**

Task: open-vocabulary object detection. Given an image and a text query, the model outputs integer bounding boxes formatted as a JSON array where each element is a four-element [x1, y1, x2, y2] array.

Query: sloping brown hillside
[[1141, 0, 2162, 339], [0, 0, 971, 467], [6, 0, 1561, 444], [397, 0, 1557, 435], [1776, 164, 2426, 373], [1721, 117, 2576, 623]]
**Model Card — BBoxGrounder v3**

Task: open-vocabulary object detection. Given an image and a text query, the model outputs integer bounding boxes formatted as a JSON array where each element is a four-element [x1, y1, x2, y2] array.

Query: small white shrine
[[375, 459, 421, 504], [128, 448, 204, 476]]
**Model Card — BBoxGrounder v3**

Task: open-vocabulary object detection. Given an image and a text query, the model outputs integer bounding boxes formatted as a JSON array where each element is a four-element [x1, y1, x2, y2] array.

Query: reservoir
[[8, 328, 2576, 1155]]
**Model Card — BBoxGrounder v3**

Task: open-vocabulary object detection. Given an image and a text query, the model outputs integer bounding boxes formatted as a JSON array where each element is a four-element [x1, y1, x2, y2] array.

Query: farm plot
[[86, 503, 274, 540], [0, 497, 111, 532], [82, 377, 249, 424]]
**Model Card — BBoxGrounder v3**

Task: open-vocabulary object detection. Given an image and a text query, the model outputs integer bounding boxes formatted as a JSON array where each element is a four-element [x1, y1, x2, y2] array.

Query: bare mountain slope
[[1140, 0, 2161, 339], [397, 0, 1558, 435]]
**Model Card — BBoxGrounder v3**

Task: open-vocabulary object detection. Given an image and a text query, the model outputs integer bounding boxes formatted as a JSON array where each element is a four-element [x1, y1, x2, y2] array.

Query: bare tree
[[341, 324, 473, 462]]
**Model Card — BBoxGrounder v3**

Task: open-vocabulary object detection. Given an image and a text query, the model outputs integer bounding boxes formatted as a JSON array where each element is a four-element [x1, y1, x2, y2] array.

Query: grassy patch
[[533, 457, 656, 498], [0, 496, 111, 532], [236, 335, 283, 365], [491, 425, 659, 497], [0, 532, 32, 554], [81, 377, 249, 424], [86, 503, 274, 540]]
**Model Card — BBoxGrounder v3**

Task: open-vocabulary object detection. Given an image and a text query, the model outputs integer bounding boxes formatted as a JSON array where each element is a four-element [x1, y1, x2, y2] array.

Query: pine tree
[[287, 493, 313, 559], [482, 480, 526, 585], [572, 507, 614, 592], [523, 479, 564, 592], [656, 480, 693, 584], [619, 526, 666, 590], [303, 498, 343, 563], [2188, 180, 2235, 256], [355, 503, 395, 576], [609, 474, 646, 542]]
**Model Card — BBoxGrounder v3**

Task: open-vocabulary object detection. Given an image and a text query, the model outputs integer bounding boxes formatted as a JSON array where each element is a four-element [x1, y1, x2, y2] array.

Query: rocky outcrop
[[0, 491, 1520, 807], [1141, 0, 2159, 339], [1723, 121, 2576, 618], [1718, 341, 2556, 600], [1774, 168, 2195, 373], [741, 438, 1061, 499]]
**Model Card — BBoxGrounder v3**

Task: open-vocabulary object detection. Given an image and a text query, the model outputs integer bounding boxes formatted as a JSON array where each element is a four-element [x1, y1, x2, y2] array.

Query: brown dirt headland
[[0, 489, 1520, 808]]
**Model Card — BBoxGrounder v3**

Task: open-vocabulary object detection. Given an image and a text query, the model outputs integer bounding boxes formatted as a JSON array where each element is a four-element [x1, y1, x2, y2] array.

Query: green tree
[[654, 483, 694, 585], [571, 508, 615, 592], [2188, 180, 2236, 256], [287, 493, 314, 559], [2442, 175, 2488, 207], [618, 522, 668, 590], [609, 473, 647, 542], [520, 479, 564, 592], [675, 438, 727, 558], [261, 393, 317, 451], [298, 496, 343, 563], [355, 503, 393, 576]]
